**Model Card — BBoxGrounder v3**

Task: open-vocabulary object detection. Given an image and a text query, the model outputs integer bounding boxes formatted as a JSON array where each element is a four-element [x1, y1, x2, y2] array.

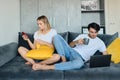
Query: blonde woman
[[18, 15, 60, 67]]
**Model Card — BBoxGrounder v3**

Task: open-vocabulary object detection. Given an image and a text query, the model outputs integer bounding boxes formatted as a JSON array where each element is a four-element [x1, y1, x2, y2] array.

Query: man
[[32, 22, 107, 70]]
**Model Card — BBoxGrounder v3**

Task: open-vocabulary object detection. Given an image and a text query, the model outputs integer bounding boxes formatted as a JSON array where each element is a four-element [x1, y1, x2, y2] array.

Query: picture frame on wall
[[82, 27, 105, 34], [81, 0, 100, 11]]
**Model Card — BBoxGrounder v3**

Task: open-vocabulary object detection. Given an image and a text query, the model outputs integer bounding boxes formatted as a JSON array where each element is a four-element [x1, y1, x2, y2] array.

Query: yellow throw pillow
[[25, 44, 54, 60], [107, 38, 120, 64]]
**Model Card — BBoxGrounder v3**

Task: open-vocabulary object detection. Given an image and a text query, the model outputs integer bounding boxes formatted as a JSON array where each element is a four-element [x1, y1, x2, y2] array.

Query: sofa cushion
[[0, 42, 18, 67], [94, 32, 118, 55], [0, 56, 64, 80], [97, 32, 118, 47], [26, 45, 54, 60], [68, 32, 80, 44], [64, 63, 120, 80], [107, 38, 120, 64], [18, 32, 34, 50], [59, 32, 68, 42]]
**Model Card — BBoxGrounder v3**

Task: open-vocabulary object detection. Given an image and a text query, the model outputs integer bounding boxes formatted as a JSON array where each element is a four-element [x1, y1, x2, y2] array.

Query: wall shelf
[[81, 0, 105, 31], [81, 9, 104, 13], [82, 26, 105, 34]]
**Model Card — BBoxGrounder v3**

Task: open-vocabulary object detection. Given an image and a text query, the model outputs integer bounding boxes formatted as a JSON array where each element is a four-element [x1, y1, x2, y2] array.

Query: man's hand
[[102, 51, 108, 55], [69, 38, 84, 47], [77, 39, 84, 45]]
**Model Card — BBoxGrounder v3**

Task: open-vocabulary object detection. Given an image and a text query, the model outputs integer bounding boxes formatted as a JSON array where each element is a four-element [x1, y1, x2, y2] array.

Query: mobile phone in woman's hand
[[22, 32, 27, 36], [22, 32, 28, 40]]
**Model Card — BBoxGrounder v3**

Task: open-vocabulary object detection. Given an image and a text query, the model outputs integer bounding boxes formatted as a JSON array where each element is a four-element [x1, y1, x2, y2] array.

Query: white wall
[[105, 0, 120, 36], [0, 0, 20, 46]]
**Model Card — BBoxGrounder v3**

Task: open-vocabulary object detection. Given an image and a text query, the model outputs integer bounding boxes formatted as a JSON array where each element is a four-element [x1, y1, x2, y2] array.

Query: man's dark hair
[[88, 22, 100, 32]]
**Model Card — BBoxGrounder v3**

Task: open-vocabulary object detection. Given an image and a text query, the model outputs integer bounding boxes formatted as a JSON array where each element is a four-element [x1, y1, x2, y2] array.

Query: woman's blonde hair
[[37, 15, 51, 29]]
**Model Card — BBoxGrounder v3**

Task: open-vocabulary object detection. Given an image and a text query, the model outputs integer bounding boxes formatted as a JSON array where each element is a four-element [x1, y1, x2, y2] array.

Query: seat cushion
[[0, 56, 64, 80], [64, 63, 120, 80]]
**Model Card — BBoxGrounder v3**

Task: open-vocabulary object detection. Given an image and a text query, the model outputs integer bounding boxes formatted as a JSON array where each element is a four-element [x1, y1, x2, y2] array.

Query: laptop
[[90, 55, 111, 68]]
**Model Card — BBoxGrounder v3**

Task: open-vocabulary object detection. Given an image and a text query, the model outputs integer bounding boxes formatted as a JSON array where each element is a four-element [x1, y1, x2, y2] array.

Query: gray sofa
[[0, 32, 120, 80]]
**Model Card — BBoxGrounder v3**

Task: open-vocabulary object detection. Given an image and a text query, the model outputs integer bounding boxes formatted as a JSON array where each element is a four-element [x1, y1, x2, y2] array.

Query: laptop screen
[[90, 55, 111, 68]]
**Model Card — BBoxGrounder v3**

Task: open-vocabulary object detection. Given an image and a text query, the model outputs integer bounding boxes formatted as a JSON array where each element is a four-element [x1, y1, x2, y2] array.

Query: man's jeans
[[53, 34, 84, 70]]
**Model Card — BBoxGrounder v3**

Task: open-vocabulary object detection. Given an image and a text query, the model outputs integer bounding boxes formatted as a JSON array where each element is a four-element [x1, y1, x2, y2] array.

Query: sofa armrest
[[0, 42, 18, 67]]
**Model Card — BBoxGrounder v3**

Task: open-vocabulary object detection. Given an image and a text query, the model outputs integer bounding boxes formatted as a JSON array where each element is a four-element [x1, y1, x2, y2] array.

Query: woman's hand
[[36, 39, 46, 45], [22, 35, 29, 41], [36, 39, 54, 48]]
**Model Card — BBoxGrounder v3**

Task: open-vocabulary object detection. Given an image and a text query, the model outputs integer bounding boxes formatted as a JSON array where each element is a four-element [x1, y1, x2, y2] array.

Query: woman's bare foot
[[32, 63, 54, 70], [25, 62, 32, 65], [39, 62, 46, 65], [32, 63, 43, 70]]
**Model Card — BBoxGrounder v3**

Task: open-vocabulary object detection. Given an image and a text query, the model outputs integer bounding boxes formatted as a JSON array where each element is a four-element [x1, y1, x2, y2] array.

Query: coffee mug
[[83, 38, 89, 45]]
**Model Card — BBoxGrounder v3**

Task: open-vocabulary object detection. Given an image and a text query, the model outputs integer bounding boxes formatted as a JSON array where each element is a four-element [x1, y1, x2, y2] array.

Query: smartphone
[[22, 32, 27, 35], [22, 32, 28, 38]]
